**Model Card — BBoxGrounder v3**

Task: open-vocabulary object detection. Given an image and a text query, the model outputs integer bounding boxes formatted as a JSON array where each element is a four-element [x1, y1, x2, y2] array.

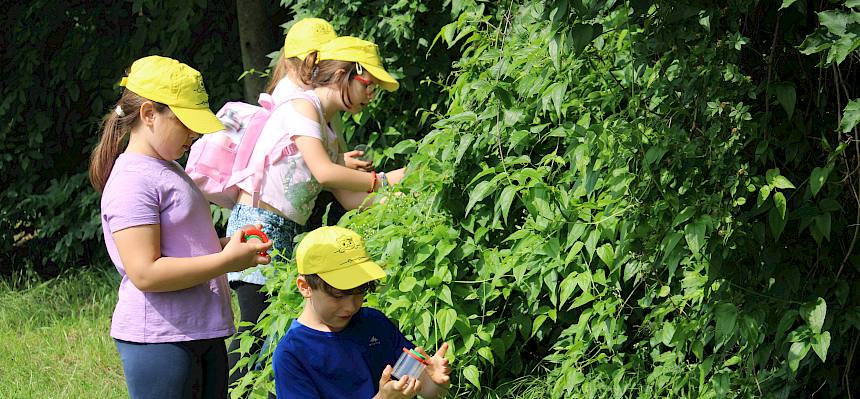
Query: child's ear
[[296, 276, 312, 298], [139, 101, 156, 127]]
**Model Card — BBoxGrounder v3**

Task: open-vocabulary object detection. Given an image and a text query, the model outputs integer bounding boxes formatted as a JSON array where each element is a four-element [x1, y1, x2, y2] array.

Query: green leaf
[[570, 23, 594, 54], [466, 180, 495, 215], [773, 192, 787, 219], [812, 331, 831, 362], [478, 346, 495, 365], [757, 185, 772, 207], [772, 175, 796, 190], [772, 82, 796, 119], [801, 297, 827, 334], [558, 272, 580, 308], [549, 34, 561, 70], [779, 0, 798, 10], [436, 308, 457, 338], [788, 341, 811, 372], [531, 314, 548, 337], [809, 166, 832, 196], [399, 276, 417, 292], [463, 365, 481, 389], [596, 243, 614, 267], [497, 185, 517, 223], [839, 99, 860, 133], [714, 303, 738, 345], [684, 221, 706, 254], [768, 207, 787, 240], [848, 0, 860, 7]]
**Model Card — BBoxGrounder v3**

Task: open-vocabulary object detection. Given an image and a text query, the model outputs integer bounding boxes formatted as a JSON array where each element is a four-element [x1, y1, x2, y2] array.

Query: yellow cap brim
[[318, 260, 386, 290], [170, 106, 225, 134], [363, 64, 399, 92]]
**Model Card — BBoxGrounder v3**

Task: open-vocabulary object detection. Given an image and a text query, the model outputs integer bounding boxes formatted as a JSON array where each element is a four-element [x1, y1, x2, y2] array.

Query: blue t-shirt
[[272, 307, 414, 399]]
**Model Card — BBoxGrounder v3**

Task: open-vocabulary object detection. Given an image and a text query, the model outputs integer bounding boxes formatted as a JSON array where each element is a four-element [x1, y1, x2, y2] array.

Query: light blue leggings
[[115, 338, 228, 399]]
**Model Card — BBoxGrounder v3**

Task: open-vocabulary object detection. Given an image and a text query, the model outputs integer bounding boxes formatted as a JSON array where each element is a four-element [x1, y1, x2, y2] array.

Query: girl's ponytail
[[88, 90, 162, 192], [299, 51, 319, 87]]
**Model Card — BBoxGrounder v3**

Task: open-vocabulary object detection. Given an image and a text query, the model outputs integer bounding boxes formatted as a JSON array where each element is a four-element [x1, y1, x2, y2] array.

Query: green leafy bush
[[247, 1, 860, 398]]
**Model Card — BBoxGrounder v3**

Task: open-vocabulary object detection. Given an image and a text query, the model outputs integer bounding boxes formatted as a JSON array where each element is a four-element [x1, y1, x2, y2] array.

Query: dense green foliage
[[0, 1, 245, 274], [246, 0, 860, 398], [4, 0, 860, 397]]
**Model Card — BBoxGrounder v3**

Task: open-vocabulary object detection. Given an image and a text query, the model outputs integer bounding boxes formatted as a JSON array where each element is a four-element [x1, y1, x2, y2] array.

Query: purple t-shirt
[[101, 152, 234, 343]]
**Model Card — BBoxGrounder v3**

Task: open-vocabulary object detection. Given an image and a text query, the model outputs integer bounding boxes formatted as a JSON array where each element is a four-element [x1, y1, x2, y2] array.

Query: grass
[[0, 266, 126, 398]]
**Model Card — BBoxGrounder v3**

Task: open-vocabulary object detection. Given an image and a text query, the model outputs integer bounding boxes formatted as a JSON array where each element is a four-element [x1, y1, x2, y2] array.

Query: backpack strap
[[247, 90, 326, 208]]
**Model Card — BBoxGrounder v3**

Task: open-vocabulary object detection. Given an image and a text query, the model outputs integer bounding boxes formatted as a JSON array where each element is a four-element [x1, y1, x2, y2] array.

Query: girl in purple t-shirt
[[88, 55, 273, 399]]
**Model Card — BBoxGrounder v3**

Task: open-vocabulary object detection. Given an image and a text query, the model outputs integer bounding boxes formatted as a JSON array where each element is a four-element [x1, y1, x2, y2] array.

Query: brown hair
[[264, 56, 304, 94], [301, 274, 378, 297], [299, 51, 359, 108], [88, 90, 169, 192]]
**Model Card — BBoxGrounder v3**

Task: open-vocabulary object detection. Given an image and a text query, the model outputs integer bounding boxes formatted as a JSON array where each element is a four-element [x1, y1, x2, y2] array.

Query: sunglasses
[[352, 63, 377, 94]]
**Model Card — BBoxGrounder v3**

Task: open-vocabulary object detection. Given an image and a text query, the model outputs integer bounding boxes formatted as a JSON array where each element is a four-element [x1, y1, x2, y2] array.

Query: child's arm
[[294, 135, 380, 192], [113, 226, 272, 292], [416, 343, 451, 399]]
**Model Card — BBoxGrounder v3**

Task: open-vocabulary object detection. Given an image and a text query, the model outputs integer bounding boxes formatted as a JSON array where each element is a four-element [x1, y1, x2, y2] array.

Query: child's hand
[[221, 227, 272, 272], [343, 150, 374, 171], [416, 343, 451, 386], [375, 365, 421, 399]]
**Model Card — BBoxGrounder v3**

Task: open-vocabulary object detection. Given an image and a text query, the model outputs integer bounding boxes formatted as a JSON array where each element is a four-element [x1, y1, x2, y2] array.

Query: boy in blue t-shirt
[[272, 226, 451, 399]]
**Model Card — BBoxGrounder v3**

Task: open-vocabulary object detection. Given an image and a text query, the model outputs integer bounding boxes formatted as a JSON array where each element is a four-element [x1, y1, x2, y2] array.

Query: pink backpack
[[185, 91, 321, 209]]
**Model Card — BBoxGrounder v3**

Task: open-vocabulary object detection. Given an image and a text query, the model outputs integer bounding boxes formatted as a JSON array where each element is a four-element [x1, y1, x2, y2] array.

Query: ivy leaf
[[811, 331, 831, 362], [801, 297, 827, 334], [684, 220, 706, 254], [839, 99, 860, 133], [714, 303, 738, 346], [463, 365, 481, 389], [788, 341, 811, 372], [772, 82, 796, 119], [809, 166, 832, 196]]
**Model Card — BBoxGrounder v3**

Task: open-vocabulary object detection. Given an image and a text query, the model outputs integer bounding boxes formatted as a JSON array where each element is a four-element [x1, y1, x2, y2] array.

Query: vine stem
[[834, 64, 859, 279], [763, 13, 780, 141]]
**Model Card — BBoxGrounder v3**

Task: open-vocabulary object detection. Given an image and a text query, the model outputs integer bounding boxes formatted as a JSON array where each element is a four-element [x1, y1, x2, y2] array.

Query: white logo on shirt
[[369, 336, 381, 347]]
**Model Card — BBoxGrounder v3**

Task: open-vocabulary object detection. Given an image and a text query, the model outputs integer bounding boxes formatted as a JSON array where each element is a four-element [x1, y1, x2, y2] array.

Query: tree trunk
[[236, 0, 275, 102]]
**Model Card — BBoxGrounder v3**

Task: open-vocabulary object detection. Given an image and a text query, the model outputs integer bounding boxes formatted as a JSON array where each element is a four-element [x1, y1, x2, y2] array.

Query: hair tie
[[114, 105, 126, 117]]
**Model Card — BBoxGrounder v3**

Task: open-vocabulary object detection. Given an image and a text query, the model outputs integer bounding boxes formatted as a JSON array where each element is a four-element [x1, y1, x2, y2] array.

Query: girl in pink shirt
[[89, 55, 272, 399]]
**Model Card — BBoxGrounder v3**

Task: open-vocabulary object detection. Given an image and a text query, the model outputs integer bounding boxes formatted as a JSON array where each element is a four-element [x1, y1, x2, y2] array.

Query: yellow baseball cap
[[119, 55, 224, 134], [317, 36, 399, 92], [282, 18, 337, 60], [296, 226, 386, 290]]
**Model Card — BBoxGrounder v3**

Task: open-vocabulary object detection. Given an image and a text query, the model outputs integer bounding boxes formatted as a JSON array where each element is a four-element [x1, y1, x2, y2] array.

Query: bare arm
[[113, 225, 272, 292], [294, 135, 380, 192]]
